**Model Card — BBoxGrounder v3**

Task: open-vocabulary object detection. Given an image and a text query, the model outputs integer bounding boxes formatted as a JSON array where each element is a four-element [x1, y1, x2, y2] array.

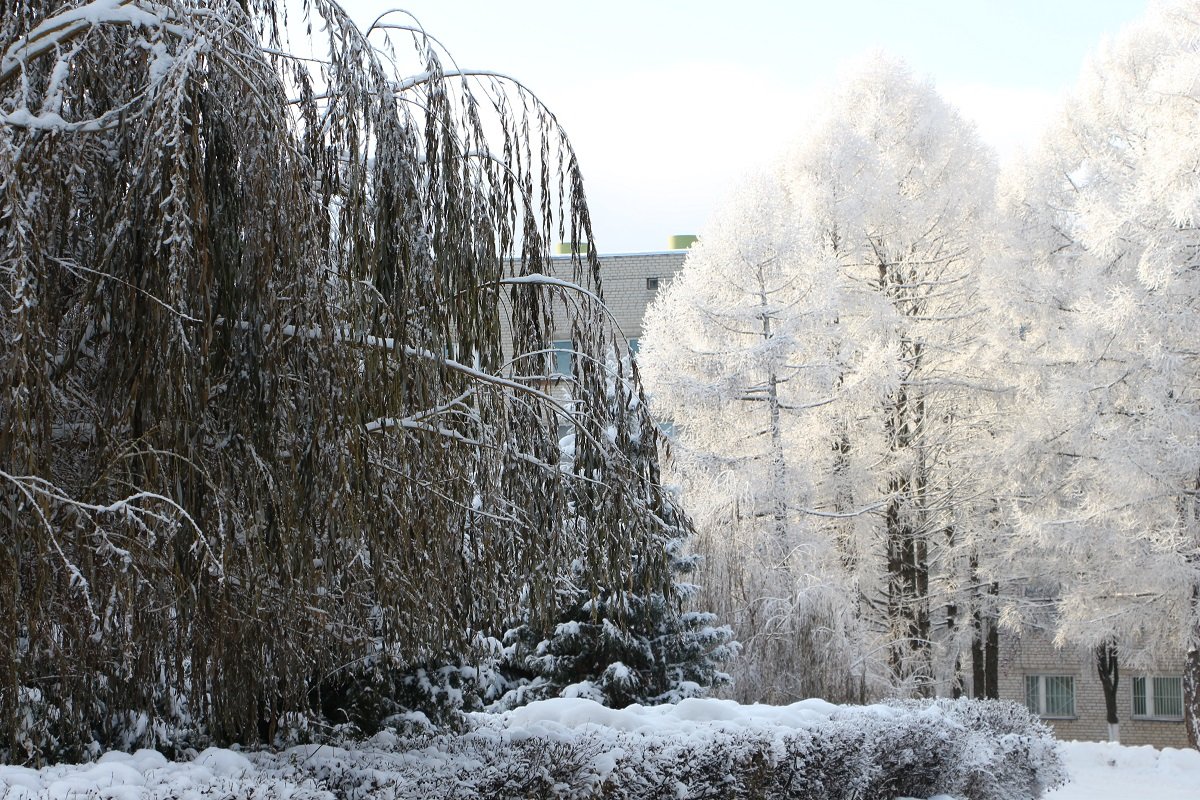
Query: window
[[1025, 675, 1075, 718], [550, 340, 572, 378], [646, 276, 660, 291], [1132, 676, 1184, 720], [628, 338, 640, 355]]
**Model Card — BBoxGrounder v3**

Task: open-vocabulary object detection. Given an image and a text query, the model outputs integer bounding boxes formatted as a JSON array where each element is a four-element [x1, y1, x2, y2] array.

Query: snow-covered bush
[[0, 698, 1066, 799], [280, 697, 1067, 800], [546, 698, 1066, 800]]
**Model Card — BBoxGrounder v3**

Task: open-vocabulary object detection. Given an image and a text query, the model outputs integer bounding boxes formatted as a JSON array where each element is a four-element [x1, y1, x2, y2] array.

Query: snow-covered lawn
[[4, 740, 1196, 799], [0, 698, 1194, 799], [1044, 740, 1200, 800]]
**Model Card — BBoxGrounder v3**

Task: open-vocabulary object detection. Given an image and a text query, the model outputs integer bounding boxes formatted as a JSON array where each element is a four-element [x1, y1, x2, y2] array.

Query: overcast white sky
[[334, 0, 1149, 253]]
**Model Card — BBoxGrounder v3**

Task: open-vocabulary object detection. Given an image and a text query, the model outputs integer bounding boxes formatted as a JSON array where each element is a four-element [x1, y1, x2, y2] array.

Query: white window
[[1132, 676, 1184, 720], [1025, 675, 1075, 718], [550, 340, 572, 378]]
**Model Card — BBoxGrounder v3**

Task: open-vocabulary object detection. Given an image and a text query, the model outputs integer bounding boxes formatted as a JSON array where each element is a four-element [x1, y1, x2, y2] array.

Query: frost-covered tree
[[639, 173, 866, 704], [640, 56, 999, 702], [996, 0, 1200, 748], [0, 0, 686, 760]]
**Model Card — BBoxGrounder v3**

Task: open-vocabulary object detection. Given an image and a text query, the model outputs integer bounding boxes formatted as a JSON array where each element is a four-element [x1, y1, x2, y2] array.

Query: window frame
[[550, 339, 573, 379], [1131, 675, 1184, 721], [1024, 674, 1076, 719]]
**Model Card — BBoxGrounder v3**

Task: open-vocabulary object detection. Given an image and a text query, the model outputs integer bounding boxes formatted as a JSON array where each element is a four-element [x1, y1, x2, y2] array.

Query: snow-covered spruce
[[497, 357, 737, 711], [495, 542, 738, 710], [0, 698, 1067, 800]]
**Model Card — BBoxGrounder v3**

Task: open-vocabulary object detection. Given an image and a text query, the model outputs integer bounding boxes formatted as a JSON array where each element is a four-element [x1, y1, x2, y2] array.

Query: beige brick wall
[[541, 251, 687, 341], [999, 629, 1189, 749], [495, 251, 687, 401]]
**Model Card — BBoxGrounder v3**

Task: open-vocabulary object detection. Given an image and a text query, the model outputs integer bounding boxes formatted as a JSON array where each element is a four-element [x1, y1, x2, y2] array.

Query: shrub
[[256, 696, 1065, 800]]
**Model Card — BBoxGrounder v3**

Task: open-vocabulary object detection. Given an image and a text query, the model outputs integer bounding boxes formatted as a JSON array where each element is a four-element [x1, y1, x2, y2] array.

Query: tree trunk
[[1186, 641, 1199, 751], [877, 256, 934, 699], [1186, 586, 1200, 751], [946, 524, 965, 700], [971, 578, 999, 699], [1096, 641, 1120, 743], [971, 625, 985, 698], [985, 595, 999, 698], [947, 595, 963, 699], [757, 271, 788, 542], [832, 431, 856, 571]]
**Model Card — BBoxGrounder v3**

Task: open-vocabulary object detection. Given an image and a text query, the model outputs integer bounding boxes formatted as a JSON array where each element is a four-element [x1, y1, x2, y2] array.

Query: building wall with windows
[[999, 628, 1189, 749], [545, 250, 687, 345], [497, 249, 686, 382], [539, 251, 687, 384]]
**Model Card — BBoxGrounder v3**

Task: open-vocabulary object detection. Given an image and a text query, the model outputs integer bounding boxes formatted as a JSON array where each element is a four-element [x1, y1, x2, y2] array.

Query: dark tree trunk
[[1096, 640, 1120, 742], [971, 577, 999, 700], [832, 431, 856, 571], [1186, 586, 1200, 751], [884, 383, 933, 697], [1186, 642, 1199, 751], [947, 596, 963, 699], [971, 627, 985, 698], [985, 593, 999, 698]]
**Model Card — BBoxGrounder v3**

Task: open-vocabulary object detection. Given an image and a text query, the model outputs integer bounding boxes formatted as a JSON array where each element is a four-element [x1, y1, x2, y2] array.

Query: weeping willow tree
[[0, 0, 683, 761]]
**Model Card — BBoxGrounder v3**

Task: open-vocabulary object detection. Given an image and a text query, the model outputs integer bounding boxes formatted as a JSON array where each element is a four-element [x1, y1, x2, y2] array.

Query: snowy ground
[[0, 698, 1196, 799], [1043, 740, 1200, 800], [4, 740, 1196, 799]]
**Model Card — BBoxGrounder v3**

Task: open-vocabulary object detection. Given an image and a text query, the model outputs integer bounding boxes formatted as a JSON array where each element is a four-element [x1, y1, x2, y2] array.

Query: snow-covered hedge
[[0, 697, 1065, 800], [460, 697, 1066, 800]]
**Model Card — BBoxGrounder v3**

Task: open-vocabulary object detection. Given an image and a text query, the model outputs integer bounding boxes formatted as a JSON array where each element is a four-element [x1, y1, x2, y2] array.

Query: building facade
[[543, 249, 687, 345], [514, 249, 687, 381], [999, 629, 1189, 748]]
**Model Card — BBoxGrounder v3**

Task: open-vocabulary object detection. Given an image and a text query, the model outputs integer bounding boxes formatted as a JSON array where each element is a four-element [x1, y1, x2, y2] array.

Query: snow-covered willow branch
[[0, 0, 679, 759]]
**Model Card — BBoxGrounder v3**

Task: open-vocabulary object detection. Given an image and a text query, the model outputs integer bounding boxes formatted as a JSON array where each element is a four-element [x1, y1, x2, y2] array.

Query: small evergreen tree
[[500, 533, 737, 709], [497, 350, 737, 709]]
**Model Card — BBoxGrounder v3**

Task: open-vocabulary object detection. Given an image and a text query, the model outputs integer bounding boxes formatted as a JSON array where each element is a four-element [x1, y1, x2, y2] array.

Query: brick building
[[999, 629, 1189, 748], [543, 247, 687, 347]]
